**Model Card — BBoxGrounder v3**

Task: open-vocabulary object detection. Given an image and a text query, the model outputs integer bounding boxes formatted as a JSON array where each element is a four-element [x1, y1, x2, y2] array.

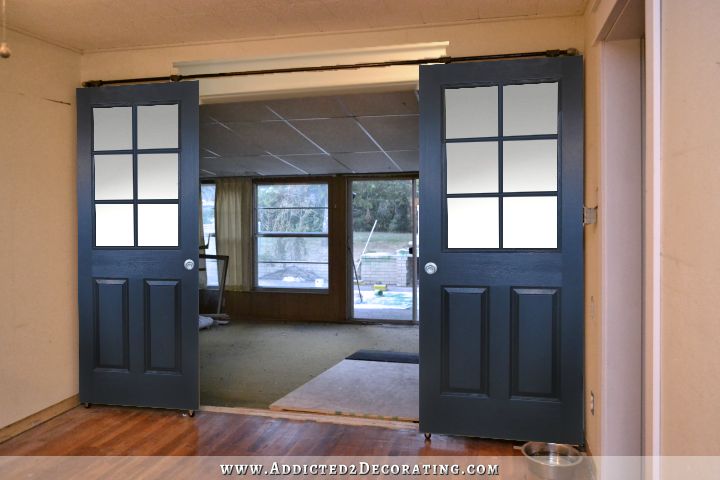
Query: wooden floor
[[0, 405, 518, 456]]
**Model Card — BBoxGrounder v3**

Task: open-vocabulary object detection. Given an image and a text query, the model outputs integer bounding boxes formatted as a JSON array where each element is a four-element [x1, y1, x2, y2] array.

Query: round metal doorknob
[[424, 262, 438, 275], [184, 259, 195, 271]]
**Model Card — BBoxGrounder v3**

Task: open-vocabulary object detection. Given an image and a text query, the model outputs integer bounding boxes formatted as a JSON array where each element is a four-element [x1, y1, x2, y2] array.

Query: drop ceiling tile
[[201, 155, 299, 177], [201, 147, 220, 158], [387, 150, 419, 172], [266, 97, 347, 119], [200, 123, 266, 157], [225, 122, 322, 155], [357, 116, 419, 151], [200, 108, 218, 125], [290, 118, 377, 153], [200, 102, 278, 123], [200, 157, 259, 177], [338, 91, 419, 116], [279, 155, 352, 175], [333, 152, 398, 174]]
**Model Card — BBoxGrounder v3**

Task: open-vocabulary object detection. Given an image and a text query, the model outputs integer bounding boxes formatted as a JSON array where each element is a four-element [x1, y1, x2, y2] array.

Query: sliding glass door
[[350, 178, 418, 322]]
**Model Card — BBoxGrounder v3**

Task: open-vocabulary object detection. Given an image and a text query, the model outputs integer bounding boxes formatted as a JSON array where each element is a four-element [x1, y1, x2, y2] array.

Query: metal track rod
[[82, 48, 579, 87]]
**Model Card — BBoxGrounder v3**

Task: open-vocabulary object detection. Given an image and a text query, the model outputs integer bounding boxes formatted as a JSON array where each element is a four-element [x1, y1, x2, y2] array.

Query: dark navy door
[[419, 57, 584, 444], [77, 82, 199, 411]]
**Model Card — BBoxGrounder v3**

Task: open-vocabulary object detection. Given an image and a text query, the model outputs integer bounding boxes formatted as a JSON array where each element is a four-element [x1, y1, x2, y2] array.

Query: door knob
[[424, 262, 438, 275], [184, 259, 195, 271]]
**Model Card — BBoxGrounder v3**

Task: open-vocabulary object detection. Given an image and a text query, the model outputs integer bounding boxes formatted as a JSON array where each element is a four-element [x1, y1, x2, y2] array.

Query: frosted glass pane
[[138, 204, 178, 247], [503, 196, 557, 248], [447, 197, 499, 248], [93, 107, 132, 151], [503, 83, 558, 136], [95, 204, 134, 247], [138, 153, 178, 199], [94, 154, 133, 200], [445, 87, 498, 139], [137, 104, 179, 149], [446, 142, 498, 194], [503, 140, 557, 192]]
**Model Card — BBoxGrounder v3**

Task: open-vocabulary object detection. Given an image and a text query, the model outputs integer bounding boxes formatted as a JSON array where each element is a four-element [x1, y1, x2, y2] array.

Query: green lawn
[[352, 231, 412, 262]]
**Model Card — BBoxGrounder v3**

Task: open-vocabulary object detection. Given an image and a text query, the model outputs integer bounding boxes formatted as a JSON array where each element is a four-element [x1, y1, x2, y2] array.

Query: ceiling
[[200, 90, 419, 178], [8, 0, 588, 52]]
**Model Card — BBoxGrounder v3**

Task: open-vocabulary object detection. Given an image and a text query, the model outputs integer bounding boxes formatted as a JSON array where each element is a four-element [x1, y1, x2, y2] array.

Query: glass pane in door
[[503, 196, 557, 248], [137, 153, 179, 199], [445, 86, 498, 138], [503, 140, 557, 192], [137, 204, 179, 247], [137, 104, 179, 149], [447, 197, 499, 248], [94, 154, 134, 200], [503, 82, 558, 136], [446, 142, 498, 194], [93, 107, 132, 151], [95, 204, 134, 247]]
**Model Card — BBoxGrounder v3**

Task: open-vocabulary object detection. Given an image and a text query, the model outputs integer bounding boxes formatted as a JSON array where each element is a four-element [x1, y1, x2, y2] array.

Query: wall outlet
[[590, 391, 595, 416]]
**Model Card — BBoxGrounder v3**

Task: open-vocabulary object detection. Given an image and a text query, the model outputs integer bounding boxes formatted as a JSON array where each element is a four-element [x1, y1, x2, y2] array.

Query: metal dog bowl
[[521, 442, 584, 480]]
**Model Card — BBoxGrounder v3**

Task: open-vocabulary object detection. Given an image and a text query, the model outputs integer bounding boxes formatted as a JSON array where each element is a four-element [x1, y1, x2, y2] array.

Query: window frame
[[253, 178, 331, 293], [442, 80, 562, 251], [91, 103, 182, 249]]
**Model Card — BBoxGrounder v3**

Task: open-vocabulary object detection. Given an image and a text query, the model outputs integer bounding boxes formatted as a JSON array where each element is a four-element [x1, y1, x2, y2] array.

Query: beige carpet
[[269, 359, 419, 422], [200, 320, 419, 408]]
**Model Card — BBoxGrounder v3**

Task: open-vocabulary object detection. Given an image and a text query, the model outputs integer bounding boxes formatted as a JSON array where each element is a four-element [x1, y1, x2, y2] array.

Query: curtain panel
[[215, 177, 253, 291]]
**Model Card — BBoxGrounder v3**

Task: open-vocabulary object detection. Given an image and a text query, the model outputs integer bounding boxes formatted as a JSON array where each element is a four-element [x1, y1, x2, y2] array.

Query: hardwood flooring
[[0, 405, 518, 456]]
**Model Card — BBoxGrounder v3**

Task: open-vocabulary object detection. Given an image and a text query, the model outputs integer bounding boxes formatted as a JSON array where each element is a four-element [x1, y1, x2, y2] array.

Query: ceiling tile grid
[[200, 90, 420, 178]]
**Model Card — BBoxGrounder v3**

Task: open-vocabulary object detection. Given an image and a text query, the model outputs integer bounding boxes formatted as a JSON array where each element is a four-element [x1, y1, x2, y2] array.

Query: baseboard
[[0, 395, 80, 444], [200, 405, 418, 431]]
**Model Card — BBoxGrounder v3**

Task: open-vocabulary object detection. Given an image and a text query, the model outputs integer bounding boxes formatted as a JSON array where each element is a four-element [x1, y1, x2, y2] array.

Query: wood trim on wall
[[0, 395, 80, 444]]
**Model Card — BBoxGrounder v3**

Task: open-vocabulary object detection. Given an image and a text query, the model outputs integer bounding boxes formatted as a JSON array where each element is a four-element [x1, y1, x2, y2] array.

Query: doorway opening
[[350, 178, 419, 322], [196, 89, 420, 422]]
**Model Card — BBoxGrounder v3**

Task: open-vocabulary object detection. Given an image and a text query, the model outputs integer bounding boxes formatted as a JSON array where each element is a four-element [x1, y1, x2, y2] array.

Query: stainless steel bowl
[[521, 442, 584, 480]]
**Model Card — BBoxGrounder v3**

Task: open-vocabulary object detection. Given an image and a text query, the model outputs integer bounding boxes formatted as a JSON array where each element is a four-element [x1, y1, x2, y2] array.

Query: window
[[255, 183, 329, 290], [92, 105, 180, 248], [200, 183, 219, 287], [444, 82, 559, 249], [201, 184, 217, 254]]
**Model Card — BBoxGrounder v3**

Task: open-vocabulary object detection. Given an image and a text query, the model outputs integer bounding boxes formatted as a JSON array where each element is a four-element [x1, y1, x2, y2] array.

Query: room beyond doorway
[[197, 90, 421, 420], [199, 320, 418, 409], [350, 178, 419, 322]]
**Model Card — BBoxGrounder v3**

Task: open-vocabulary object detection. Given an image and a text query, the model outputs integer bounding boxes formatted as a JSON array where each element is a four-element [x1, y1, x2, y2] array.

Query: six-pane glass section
[[92, 104, 180, 247], [255, 183, 329, 289], [444, 82, 559, 249]]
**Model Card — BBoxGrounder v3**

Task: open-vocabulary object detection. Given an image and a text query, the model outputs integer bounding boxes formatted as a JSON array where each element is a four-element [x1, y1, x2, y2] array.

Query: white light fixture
[[0, 0, 10, 59]]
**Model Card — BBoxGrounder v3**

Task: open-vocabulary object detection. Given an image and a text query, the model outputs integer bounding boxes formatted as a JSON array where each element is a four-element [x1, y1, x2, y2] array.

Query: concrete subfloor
[[199, 320, 419, 409]]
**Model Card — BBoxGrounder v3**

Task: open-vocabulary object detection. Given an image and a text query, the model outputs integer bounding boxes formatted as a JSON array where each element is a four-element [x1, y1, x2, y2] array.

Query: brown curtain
[[215, 177, 253, 291]]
